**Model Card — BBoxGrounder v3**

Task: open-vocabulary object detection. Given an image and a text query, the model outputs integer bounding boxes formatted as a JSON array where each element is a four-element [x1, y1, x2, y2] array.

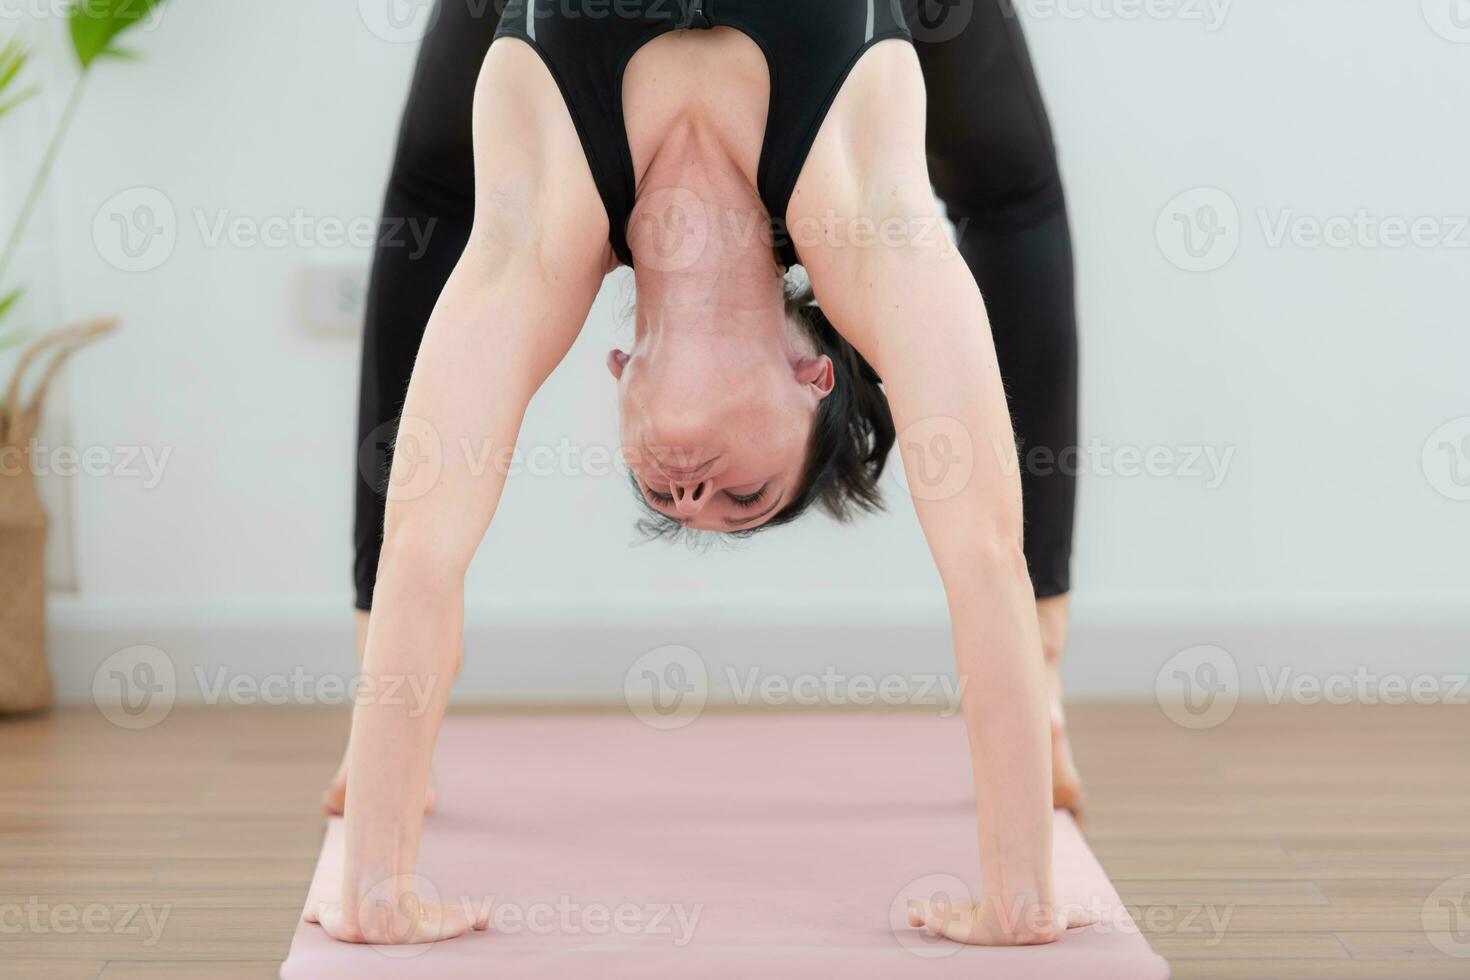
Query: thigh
[[902, 0, 1061, 212], [392, 0, 505, 195]]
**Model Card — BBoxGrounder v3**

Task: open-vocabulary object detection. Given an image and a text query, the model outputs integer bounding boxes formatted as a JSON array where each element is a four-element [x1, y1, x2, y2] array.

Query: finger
[[1061, 905, 1100, 930], [423, 903, 483, 943], [915, 900, 980, 945]]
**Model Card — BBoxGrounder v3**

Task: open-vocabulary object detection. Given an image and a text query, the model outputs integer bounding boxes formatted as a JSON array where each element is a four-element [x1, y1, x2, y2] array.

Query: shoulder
[[787, 38, 931, 234], [471, 39, 616, 281]]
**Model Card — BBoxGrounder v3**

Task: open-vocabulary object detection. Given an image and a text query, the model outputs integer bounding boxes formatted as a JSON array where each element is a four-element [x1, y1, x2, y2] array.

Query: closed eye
[[727, 486, 768, 509]]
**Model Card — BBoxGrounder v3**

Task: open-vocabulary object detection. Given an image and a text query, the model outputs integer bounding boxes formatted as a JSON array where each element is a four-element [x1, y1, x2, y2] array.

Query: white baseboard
[[46, 592, 1470, 707]]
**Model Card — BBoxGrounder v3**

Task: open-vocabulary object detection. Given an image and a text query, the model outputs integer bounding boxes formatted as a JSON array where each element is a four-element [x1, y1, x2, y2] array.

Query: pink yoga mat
[[282, 714, 1168, 979]]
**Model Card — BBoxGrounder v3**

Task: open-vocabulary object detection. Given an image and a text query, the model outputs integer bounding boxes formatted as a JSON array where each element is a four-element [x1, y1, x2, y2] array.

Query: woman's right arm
[[307, 40, 610, 944]]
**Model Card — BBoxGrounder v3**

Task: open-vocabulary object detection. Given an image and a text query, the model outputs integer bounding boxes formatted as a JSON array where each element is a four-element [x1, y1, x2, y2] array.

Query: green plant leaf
[[0, 288, 20, 324], [0, 290, 27, 352], [0, 37, 31, 91], [68, 0, 173, 70], [0, 85, 38, 120]]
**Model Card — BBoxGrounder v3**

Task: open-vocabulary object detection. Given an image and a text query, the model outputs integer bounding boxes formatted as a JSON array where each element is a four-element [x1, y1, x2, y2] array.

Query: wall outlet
[[298, 262, 369, 336]]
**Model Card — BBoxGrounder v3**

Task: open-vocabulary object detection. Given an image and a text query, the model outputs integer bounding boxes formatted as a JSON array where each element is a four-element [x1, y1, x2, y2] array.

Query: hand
[[305, 889, 488, 945], [907, 894, 1098, 946]]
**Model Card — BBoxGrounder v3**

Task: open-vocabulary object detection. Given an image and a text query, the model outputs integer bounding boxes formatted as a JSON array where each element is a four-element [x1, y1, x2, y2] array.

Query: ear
[[795, 354, 835, 400], [606, 349, 630, 381]]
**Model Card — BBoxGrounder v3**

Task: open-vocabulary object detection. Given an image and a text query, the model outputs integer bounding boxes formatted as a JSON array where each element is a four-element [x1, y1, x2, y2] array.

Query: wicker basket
[[0, 318, 117, 715]]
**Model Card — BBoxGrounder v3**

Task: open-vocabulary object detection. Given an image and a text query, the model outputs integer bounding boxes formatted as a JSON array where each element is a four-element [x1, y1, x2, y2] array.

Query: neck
[[628, 122, 787, 344]]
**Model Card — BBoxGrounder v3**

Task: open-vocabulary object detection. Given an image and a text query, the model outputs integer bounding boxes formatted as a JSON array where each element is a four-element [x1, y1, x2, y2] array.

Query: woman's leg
[[905, 0, 1085, 812], [332, 0, 502, 814], [354, 0, 502, 613]]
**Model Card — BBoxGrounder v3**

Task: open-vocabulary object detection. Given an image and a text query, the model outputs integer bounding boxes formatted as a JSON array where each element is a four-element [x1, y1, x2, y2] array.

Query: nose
[[670, 479, 713, 516]]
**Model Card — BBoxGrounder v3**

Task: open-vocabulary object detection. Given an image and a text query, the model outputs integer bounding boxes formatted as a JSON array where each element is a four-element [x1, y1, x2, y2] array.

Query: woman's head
[[608, 283, 896, 536]]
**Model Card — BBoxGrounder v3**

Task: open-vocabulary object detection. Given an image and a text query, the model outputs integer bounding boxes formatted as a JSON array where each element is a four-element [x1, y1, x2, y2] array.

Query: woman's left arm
[[792, 40, 1088, 946]]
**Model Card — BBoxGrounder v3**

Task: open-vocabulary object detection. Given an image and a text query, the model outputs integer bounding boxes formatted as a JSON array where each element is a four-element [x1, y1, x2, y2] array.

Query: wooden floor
[[0, 703, 1466, 979]]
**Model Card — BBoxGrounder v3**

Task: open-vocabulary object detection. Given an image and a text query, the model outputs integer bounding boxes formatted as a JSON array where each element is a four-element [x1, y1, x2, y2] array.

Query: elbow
[[377, 526, 472, 596], [934, 514, 1030, 598]]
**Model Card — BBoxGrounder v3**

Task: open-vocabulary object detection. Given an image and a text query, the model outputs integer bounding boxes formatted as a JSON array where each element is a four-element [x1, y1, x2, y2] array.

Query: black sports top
[[493, 0, 912, 269]]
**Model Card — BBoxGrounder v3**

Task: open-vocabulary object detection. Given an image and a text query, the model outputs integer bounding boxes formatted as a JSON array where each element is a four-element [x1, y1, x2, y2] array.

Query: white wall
[[13, 1, 1468, 699]]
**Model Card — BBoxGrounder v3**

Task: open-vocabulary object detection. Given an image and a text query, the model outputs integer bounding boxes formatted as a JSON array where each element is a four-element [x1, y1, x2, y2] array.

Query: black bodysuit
[[355, 0, 1081, 608], [493, 0, 911, 268]]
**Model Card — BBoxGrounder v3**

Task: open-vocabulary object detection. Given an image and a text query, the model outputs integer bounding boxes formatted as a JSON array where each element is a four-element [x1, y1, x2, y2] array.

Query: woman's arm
[[308, 40, 609, 944], [793, 40, 1086, 945]]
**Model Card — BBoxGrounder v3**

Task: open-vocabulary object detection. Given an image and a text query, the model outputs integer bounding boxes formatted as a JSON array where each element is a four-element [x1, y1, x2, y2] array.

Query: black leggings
[[354, 0, 1079, 610]]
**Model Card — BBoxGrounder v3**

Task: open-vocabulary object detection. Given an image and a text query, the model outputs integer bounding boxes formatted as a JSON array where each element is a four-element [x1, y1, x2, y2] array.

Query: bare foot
[[1050, 690, 1086, 820], [1037, 595, 1086, 819], [323, 759, 437, 816], [908, 895, 1098, 946]]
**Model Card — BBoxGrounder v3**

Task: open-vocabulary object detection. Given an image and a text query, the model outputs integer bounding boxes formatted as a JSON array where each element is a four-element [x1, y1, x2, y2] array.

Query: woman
[[313, 0, 1088, 948]]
